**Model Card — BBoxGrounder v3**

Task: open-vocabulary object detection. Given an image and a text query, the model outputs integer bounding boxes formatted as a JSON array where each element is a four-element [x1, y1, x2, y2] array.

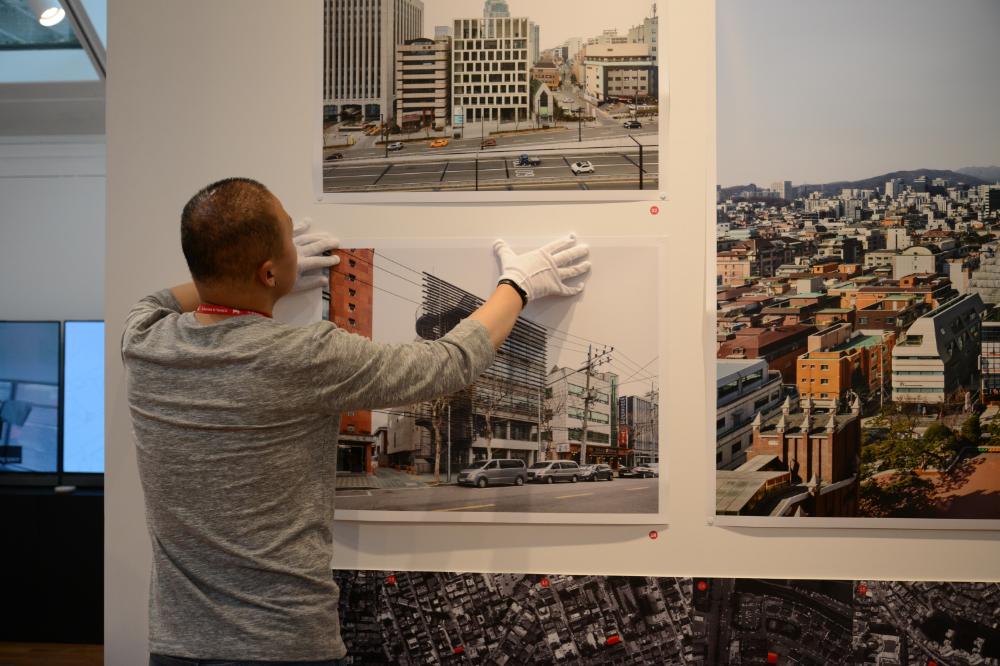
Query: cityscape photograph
[[714, 0, 1000, 521], [324, 242, 661, 519], [320, 0, 662, 194], [330, 570, 1000, 665]]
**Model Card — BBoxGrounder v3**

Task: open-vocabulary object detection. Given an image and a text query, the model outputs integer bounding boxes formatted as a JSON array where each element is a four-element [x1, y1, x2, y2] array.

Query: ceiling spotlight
[[28, 0, 66, 27]]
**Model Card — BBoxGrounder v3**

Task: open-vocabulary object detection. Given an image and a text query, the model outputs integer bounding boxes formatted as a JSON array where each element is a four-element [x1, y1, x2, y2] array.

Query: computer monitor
[[0, 321, 61, 473], [63, 321, 104, 474]]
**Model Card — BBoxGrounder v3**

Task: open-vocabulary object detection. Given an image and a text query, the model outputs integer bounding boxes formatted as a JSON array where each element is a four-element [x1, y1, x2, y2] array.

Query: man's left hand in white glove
[[291, 218, 340, 293]]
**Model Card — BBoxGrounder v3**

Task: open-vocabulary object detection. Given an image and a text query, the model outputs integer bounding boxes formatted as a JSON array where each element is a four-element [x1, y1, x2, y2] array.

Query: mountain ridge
[[720, 168, 993, 200]]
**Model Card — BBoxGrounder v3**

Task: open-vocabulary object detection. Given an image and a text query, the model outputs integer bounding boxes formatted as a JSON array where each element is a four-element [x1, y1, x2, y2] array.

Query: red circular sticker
[[540, 578, 550, 588], [648, 530, 658, 540], [696, 580, 708, 592], [857, 583, 868, 596], [386, 575, 397, 586], [650, 205, 660, 215]]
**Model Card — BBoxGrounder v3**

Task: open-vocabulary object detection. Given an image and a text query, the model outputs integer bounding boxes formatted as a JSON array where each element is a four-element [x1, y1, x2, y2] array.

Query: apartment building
[[716, 359, 785, 470], [892, 293, 986, 404]]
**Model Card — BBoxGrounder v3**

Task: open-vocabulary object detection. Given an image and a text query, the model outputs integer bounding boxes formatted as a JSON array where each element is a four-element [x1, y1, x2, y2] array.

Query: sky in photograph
[[717, 0, 1000, 187], [422, 0, 656, 51], [362, 242, 660, 429]]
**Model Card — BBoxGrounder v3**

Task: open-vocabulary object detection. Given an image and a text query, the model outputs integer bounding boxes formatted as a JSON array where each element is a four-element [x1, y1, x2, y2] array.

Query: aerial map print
[[332, 570, 1000, 665]]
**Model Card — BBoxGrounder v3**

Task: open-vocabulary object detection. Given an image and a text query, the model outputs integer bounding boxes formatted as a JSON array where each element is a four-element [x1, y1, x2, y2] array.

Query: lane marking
[[624, 487, 648, 492], [373, 164, 392, 185], [555, 492, 593, 499], [432, 503, 497, 512]]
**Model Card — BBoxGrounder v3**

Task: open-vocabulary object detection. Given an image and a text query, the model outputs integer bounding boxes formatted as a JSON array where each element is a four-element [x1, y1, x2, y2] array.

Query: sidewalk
[[335, 467, 458, 490]]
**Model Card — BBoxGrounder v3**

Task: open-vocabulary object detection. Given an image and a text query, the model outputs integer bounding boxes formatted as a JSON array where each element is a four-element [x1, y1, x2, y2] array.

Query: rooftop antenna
[[651, 1, 657, 17]]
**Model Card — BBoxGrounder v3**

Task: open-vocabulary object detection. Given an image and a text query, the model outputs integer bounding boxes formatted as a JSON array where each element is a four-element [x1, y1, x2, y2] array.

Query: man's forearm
[[169, 283, 201, 313], [468, 283, 524, 349]]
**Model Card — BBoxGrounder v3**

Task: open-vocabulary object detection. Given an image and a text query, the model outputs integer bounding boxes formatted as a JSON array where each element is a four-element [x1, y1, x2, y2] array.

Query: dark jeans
[[149, 655, 346, 666]]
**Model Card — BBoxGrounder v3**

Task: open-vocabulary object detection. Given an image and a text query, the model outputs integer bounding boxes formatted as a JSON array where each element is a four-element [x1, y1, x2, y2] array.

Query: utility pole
[[537, 387, 543, 463], [579, 344, 593, 466]]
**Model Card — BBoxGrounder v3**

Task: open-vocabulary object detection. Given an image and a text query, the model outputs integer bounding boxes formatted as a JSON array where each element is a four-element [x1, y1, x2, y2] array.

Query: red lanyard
[[196, 303, 272, 318]]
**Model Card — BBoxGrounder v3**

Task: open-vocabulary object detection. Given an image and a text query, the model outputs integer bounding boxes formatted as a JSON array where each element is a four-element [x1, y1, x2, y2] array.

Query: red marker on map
[[386, 575, 396, 586], [649, 530, 658, 540], [650, 205, 660, 215]]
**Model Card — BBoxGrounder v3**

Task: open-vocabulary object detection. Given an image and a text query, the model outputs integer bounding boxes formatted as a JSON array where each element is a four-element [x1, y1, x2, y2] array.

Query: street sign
[[453, 108, 464, 128]]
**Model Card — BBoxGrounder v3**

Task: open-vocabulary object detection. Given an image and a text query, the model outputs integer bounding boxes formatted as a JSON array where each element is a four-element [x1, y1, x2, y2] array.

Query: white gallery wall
[[0, 137, 105, 320], [105, 1, 1000, 664]]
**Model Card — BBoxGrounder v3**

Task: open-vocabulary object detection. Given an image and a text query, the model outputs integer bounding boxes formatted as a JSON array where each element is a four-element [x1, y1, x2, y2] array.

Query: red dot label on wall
[[386, 575, 397, 586], [857, 583, 868, 596], [648, 530, 658, 540], [540, 578, 550, 588], [650, 205, 660, 215], [696, 580, 708, 592]]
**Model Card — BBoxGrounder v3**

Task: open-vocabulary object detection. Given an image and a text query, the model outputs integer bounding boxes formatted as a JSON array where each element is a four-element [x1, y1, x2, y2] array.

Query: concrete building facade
[[394, 37, 451, 131], [451, 15, 532, 123]]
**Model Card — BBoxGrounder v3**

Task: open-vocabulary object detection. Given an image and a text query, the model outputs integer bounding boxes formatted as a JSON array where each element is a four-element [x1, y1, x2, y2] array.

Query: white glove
[[292, 218, 340, 292], [493, 234, 591, 302]]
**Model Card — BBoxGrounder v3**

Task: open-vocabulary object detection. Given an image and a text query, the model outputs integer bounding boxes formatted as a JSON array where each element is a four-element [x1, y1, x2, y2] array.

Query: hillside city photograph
[[324, 243, 661, 518], [714, 0, 1000, 520], [320, 0, 661, 194], [331, 570, 1000, 665]]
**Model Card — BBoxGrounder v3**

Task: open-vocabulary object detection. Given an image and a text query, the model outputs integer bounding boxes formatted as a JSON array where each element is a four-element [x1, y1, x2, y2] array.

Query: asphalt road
[[324, 147, 659, 192], [336, 475, 659, 513]]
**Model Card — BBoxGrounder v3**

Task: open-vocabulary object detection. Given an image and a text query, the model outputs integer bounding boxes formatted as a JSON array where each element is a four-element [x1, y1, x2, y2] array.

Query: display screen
[[0, 322, 60, 472], [63, 321, 104, 473]]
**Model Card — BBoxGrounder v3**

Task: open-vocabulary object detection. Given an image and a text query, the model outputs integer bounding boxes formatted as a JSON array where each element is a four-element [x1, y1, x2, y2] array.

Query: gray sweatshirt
[[122, 290, 495, 660]]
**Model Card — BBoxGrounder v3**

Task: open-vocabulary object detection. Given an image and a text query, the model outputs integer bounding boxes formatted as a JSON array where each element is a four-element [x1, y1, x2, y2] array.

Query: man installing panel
[[122, 177, 591, 665]]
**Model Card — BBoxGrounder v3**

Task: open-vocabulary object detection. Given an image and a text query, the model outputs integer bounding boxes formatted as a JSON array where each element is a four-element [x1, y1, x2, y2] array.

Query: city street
[[324, 146, 658, 191], [335, 476, 659, 513]]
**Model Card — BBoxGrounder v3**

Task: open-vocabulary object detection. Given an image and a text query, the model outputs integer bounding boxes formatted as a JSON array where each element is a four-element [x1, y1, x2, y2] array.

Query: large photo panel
[[326, 237, 664, 523], [317, 0, 666, 203], [713, 0, 1000, 527], [331, 569, 1000, 665]]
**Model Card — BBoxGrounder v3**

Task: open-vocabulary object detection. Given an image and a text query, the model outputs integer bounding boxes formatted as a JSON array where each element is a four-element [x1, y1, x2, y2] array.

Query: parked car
[[515, 154, 542, 167], [480, 138, 497, 148], [618, 466, 640, 478], [527, 460, 581, 484], [623, 120, 642, 129], [570, 160, 594, 175], [457, 459, 527, 488], [387, 141, 404, 151], [325, 152, 344, 161], [430, 138, 450, 148], [631, 464, 657, 478], [580, 464, 614, 482]]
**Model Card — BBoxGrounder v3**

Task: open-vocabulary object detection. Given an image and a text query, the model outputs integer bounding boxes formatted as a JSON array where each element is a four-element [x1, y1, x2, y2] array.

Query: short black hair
[[180, 177, 284, 284]]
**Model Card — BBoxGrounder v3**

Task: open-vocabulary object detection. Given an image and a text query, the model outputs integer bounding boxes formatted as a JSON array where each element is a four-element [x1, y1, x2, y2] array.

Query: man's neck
[[196, 285, 275, 318]]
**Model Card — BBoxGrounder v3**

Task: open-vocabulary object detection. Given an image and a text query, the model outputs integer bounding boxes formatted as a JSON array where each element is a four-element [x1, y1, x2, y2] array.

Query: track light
[[28, 0, 66, 27]]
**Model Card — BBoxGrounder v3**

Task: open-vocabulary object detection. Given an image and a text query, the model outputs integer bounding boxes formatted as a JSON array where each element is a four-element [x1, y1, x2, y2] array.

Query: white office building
[[892, 293, 986, 404], [584, 42, 656, 101], [546, 367, 614, 464], [451, 15, 533, 124], [323, 0, 424, 122], [716, 358, 785, 470]]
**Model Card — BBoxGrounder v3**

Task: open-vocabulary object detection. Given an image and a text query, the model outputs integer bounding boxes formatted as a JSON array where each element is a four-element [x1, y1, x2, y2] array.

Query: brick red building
[[330, 248, 376, 474], [717, 324, 817, 383]]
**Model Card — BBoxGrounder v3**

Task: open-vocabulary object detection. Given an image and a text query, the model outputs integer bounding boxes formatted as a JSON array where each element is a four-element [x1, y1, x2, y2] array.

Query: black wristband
[[498, 279, 528, 308]]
